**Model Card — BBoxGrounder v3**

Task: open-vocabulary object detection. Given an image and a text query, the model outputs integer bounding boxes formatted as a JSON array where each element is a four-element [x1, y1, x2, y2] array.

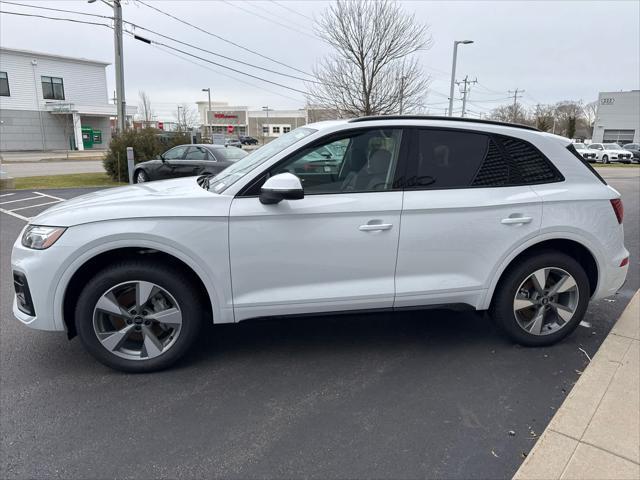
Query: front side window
[[163, 146, 188, 160], [0, 72, 9, 96], [41, 76, 64, 100], [207, 127, 316, 192], [262, 128, 404, 194]]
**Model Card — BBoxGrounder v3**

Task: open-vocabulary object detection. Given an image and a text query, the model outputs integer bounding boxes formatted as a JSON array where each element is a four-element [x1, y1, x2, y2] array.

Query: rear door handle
[[501, 216, 533, 225], [359, 223, 393, 232]]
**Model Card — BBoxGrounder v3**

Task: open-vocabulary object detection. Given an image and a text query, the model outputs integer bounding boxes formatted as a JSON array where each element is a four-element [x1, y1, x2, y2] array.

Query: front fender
[[52, 218, 233, 331]]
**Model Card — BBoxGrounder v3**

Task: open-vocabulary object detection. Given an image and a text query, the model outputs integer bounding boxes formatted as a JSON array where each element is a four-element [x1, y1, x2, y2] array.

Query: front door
[[229, 128, 408, 321]]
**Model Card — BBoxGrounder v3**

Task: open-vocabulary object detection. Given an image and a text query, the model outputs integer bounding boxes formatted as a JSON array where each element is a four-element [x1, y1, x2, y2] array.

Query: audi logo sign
[[600, 98, 615, 105]]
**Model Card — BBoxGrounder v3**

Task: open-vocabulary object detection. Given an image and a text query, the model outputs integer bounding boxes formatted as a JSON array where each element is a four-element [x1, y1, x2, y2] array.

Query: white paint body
[[588, 143, 635, 162], [11, 119, 628, 333]]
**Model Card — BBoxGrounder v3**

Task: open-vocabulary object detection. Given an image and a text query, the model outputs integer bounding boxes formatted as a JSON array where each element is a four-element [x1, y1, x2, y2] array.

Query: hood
[[31, 177, 232, 227]]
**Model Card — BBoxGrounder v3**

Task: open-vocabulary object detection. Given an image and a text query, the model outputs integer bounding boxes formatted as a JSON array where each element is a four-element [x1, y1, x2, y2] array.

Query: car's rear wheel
[[135, 170, 149, 183], [602, 155, 609, 164], [75, 261, 205, 372], [490, 251, 589, 346]]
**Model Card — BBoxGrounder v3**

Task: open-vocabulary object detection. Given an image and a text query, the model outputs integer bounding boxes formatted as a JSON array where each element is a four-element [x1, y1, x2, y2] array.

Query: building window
[[0, 72, 9, 96], [283, 126, 291, 133], [262, 126, 269, 134], [272, 126, 281, 134], [41, 76, 65, 100], [603, 129, 635, 144]]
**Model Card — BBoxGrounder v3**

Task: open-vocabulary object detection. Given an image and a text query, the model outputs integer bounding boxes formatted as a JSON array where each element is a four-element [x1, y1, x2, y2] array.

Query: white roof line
[[0, 47, 110, 66]]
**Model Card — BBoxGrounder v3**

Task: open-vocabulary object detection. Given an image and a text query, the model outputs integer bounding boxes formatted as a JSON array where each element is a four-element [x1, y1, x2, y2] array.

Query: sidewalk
[[515, 290, 640, 480], [0, 150, 106, 163]]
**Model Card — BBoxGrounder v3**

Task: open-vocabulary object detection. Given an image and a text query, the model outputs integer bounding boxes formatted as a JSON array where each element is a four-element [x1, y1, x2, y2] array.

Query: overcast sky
[[1, 0, 639, 120]]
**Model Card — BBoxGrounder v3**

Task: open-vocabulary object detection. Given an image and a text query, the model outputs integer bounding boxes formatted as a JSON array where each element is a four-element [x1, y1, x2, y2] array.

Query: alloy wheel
[[136, 171, 147, 183], [92, 281, 182, 360], [513, 267, 579, 336]]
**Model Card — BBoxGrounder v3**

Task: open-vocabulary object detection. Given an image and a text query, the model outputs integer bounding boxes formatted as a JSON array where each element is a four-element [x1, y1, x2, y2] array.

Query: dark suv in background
[[623, 143, 640, 162]]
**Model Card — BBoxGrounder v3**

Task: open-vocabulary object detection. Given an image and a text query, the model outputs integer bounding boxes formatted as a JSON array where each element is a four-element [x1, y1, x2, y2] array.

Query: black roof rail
[[347, 115, 540, 132]]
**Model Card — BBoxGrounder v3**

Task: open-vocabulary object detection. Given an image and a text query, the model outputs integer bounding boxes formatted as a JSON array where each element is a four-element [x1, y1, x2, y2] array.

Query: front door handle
[[359, 223, 393, 232], [501, 216, 533, 225]]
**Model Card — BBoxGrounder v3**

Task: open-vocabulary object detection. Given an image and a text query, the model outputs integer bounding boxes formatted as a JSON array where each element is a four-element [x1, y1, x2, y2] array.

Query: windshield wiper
[[198, 174, 214, 190]]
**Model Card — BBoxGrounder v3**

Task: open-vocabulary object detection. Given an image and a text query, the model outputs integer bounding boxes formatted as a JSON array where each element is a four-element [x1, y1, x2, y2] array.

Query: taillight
[[610, 198, 624, 224]]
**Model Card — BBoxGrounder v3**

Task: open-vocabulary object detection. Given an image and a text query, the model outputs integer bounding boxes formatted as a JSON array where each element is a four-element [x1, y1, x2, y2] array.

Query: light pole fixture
[[448, 39, 473, 117], [202, 88, 212, 141]]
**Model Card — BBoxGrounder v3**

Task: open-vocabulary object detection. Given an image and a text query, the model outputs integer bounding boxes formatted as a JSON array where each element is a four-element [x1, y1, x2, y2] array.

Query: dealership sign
[[600, 98, 615, 105]]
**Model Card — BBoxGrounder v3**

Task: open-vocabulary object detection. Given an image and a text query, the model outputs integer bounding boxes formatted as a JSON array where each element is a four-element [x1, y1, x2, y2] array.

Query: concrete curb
[[514, 290, 640, 479]]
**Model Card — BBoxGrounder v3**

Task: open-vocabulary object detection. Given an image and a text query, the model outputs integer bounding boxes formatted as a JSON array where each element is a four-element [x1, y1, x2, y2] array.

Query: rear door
[[395, 128, 548, 308]]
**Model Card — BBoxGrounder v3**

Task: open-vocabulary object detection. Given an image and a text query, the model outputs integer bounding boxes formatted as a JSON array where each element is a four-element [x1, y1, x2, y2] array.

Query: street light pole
[[202, 88, 211, 141], [448, 40, 473, 117], [89, 0, 126, 133], [262, 105, 270, 145]]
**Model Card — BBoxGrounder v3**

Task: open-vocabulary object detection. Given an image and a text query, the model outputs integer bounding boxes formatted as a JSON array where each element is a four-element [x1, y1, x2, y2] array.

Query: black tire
[[602, 155, 609, 164], [75, 260, 205, 372], [134, 169, 149, 183], [490, 250, 590, 347]]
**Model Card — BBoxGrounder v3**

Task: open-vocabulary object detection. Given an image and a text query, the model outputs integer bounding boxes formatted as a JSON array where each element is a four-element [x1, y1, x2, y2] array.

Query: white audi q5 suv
[[12, 117, 628, 372]]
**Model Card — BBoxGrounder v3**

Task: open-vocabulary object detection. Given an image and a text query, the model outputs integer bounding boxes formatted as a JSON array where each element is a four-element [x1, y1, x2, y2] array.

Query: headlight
[[21, 225, 66, 250]]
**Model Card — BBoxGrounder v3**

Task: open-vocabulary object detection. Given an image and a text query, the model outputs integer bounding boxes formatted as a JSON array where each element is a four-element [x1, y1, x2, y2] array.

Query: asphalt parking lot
[[1, 169, 638, 480]]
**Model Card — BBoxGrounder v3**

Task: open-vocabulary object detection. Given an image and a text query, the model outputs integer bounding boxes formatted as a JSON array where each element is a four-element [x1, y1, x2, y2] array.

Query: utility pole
[[262, 106, 270, 145], [398, 74, 407, 115], [455, 75, 477, 118], [89, 0, 126, 133], [202, 88, 212, 141], [508, 88, 525, 123]]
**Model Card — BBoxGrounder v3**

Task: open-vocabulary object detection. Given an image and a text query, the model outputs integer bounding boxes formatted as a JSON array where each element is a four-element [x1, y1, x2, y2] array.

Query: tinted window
[[407, 129, 562, 189], [408, 130, 490, 189], [210, 147, 248, 162]]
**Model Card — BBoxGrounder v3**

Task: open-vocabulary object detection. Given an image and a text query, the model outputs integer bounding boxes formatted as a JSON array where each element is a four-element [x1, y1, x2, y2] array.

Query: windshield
[[574, 143, 586, 149], [604, 143, 621, 149], [206, 127, 316, 192]]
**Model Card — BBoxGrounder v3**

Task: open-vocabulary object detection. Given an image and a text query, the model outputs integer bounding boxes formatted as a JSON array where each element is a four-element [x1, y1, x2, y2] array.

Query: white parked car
[[573, 143, 597, 162], [588, 143, 634, 163], [12, 117, 628, 372]]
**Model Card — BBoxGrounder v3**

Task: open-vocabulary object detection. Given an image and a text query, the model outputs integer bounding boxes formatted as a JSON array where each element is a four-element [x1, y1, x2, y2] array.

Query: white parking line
[[0, 196, 43, 205], [33, 191, 66, 201], [0, 191, 65, 222], [0, 193, 16, 198], [0, 207, 30, 221], [10, 200, 62, 212]]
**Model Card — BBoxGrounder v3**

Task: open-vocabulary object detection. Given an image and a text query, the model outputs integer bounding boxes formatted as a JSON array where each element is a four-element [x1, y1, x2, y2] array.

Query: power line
[[152, 43, 305, 104], [137, 0, 315, 79], [0, 1, 112, 19], [270, 0, 314, 22], [0, 9, 113, 28], [220, 0, 319, 41], [129, 33, 311, 97], [124, 20, 322, 85]]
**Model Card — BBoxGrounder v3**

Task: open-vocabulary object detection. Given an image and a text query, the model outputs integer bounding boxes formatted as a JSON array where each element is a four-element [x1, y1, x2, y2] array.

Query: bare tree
[[138, 90, 154, 126], [554, 101, 584, 138], [307, 0, 432, 117], [489, 103, 531, 125], [534, 104, 555, 132], [174, 103, 198, 130]]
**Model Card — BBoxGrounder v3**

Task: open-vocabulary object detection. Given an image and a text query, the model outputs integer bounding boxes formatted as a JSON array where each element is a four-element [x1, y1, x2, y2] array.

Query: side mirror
[[159, 153, 166, 162], [259, 173, 304, 205]]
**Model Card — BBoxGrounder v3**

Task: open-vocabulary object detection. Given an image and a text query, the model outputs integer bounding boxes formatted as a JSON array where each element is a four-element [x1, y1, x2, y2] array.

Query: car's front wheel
[[602, 155, 609, 164], [75, 261, 205, 372], [491, 251, 589, 346]]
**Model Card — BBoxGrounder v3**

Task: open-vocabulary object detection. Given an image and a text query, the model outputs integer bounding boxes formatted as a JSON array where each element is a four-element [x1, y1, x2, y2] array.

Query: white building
[[0, 47, 135, 151], [592, 90, 640, 144], [196, 101, 308, 140]]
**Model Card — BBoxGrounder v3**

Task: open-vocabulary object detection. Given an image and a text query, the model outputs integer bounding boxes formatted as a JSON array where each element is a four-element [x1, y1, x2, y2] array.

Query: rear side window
[[566, 144, 607, 185], [407, 129, 563, 190]]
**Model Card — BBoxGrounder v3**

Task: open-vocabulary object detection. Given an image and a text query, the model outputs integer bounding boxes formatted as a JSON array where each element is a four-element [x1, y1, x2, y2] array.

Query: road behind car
[[1, 168, 638, 479]]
